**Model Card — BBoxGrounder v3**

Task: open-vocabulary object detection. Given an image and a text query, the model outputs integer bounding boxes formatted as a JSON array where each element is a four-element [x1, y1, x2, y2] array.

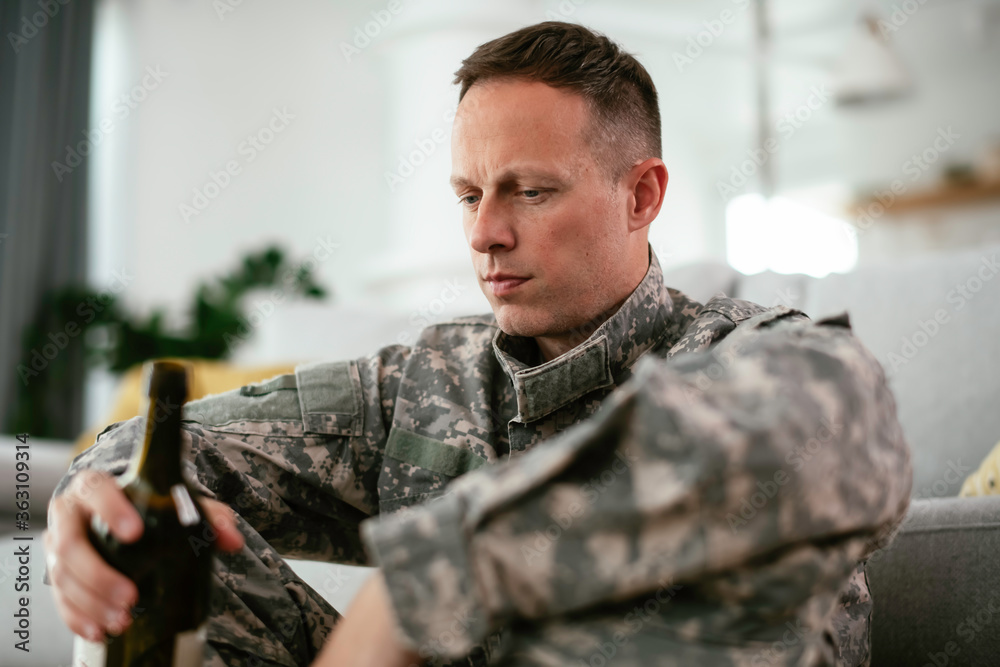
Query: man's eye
[[521, 189, 541, 198], [459, 195, 480, 206]]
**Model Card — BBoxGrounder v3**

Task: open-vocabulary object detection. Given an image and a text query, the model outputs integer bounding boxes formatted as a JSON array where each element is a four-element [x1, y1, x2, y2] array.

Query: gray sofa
[[666, 242, 1000, 665], [3, 242, 999, 665]]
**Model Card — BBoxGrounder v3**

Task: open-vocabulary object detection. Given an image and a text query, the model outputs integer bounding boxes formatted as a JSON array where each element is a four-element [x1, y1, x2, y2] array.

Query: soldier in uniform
[[44, 21, 911, 667]]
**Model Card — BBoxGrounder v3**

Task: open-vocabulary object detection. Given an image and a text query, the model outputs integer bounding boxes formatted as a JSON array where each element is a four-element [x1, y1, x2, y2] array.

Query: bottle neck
[[133, 395, 184, 495]]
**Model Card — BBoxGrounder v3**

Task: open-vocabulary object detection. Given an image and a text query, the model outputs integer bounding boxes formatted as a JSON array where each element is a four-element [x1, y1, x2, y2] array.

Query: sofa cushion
[[801, 244, 1000, 498], [729, 245, 1000, 498], [867, 496, 1000, 665], [735, 270, 811, 311], [660, 259, 740, 304]]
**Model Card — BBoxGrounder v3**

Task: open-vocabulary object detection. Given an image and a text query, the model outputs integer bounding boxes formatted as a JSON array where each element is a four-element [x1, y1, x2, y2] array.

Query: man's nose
[[467, 196, 515, 254]]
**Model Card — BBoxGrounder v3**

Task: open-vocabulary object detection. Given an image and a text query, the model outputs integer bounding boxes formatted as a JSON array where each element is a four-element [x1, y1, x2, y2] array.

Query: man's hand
[[312, 572, 423, 667], [43, 469, 244, 642]]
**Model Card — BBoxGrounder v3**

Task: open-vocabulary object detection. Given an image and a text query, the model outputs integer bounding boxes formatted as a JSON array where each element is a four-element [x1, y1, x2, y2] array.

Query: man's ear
[[625, 158, 668, 233]]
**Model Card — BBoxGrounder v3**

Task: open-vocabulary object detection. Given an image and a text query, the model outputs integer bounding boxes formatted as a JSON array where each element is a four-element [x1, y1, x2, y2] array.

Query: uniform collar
[[493, 246, 673, 423]]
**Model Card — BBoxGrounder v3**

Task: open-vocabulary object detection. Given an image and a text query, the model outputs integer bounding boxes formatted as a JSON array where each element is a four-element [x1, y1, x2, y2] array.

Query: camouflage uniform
[[48, 248, 911, 666]]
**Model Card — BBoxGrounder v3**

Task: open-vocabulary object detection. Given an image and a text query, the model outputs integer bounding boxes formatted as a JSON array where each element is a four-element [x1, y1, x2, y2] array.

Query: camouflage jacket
[[53, 249, 911, 666]]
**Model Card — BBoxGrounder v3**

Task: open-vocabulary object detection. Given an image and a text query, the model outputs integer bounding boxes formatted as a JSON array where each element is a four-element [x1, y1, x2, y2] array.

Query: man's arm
[[359, 314, 912, 660], [312, 572, 421, 667], [44, 344, 410, 639]]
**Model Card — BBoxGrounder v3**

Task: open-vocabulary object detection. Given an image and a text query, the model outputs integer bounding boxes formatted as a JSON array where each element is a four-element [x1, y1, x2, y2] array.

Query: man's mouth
[[485, 273, 530, 297]]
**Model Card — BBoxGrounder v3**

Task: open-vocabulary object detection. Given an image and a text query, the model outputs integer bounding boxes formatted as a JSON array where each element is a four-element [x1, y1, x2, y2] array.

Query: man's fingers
[[46, 470, 241, 644], [50, 583, 106, 643], [47, 544, 133, 634], [46, 476, 139, 637], [202, 499, 244, 552], [67, 470, 142, 543], [45, 516, 138, 639]]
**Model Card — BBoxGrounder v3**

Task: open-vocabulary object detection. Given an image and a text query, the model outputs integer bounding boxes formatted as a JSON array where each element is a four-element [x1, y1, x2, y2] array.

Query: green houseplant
[[9, 245, 327, 439]]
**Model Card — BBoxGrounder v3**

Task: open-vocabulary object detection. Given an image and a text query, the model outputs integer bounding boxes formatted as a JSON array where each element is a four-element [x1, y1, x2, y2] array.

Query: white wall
[[97, 0, 392, 313], [83, 0, 1000, 425], [89, 0, 744, 331], [85, 0, 401, 423]]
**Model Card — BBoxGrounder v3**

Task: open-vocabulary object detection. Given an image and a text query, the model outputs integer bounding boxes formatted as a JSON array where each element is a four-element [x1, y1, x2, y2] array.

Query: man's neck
[[532, 247, 652, 363], [534, 296, 629, 363]]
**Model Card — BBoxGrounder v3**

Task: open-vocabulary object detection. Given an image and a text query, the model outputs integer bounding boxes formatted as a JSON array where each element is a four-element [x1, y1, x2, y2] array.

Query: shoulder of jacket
[[697, 293, 771, 325], [410, 314, 500, 358]]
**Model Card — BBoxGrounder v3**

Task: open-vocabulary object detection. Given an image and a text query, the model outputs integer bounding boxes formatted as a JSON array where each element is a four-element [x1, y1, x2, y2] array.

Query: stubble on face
[[452, 79, 644, 360]]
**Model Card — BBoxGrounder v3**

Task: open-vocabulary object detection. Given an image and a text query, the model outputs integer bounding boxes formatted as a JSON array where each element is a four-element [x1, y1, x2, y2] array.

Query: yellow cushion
[[73, 358, 297, 457], [960, 439, 1000, 496]]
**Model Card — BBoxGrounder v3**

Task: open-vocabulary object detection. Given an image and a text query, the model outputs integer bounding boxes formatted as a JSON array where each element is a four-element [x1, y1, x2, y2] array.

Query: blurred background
[[2, 0, 999, 440], [2, 1, 1000, 664]]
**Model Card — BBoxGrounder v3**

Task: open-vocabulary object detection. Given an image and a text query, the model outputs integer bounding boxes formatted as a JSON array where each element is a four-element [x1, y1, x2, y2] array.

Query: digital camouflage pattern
[[48, 248, 911, 666]]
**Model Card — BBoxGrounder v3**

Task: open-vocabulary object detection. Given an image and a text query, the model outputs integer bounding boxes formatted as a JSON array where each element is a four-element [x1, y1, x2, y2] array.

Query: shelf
[[852, 178, 1000, 216]]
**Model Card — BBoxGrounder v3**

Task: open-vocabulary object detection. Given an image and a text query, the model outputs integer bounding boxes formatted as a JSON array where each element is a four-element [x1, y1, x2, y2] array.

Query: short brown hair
[[454, 21, 661, 183]]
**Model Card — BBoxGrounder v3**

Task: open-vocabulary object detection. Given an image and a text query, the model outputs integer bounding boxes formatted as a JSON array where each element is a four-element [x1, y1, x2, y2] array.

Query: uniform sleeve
[[50, 344, 410, 565], [361, 315, 913, 658]]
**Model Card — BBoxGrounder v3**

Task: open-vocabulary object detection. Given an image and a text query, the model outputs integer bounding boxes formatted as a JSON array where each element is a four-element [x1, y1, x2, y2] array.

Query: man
[[45, 22, 911, 666]]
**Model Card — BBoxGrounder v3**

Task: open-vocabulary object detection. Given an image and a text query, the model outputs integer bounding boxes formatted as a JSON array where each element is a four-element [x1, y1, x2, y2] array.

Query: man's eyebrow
[[450, 169, 567, 191]]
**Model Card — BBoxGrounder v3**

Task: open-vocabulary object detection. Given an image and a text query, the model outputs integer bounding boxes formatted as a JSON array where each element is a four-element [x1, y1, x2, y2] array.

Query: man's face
[[451, 79, 642, 346]]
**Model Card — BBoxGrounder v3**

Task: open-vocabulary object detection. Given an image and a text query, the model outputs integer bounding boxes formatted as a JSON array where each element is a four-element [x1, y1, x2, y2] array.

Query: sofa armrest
[[867, 496, 1000, 665]]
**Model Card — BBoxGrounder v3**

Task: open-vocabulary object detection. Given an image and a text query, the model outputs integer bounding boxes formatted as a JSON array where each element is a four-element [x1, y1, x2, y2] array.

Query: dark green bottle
[[73, 360, 216, 666]]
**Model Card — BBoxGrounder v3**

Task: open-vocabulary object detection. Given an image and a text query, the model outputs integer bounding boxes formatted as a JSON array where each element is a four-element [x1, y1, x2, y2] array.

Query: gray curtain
[[0, 0, 95, 437]]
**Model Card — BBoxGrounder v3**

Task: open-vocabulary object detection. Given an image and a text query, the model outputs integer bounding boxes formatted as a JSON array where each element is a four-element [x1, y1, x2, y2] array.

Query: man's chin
[[491, 304, 552, 338]]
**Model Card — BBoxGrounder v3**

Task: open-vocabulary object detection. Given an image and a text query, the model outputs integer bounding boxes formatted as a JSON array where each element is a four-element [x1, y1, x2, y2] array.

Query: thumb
[[201, 499, 244, 552]]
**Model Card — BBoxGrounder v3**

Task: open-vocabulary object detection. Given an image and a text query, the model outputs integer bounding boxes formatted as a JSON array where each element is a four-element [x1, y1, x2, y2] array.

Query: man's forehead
[[453, 79, 589, 130], [450, 80, 593, 187]]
